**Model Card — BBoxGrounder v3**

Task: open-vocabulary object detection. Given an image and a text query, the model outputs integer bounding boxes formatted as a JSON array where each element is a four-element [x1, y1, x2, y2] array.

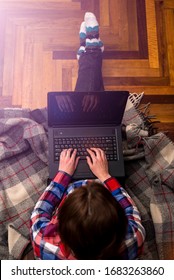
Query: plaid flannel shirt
[[30, 171, 145, 260]]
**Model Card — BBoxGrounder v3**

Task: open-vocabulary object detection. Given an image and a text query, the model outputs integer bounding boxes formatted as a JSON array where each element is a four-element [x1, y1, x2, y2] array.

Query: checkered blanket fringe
[[0, 94, 174, 259]]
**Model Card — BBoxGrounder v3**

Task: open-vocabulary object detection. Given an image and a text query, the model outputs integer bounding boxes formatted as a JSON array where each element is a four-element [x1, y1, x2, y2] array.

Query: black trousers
[[75, 49, 105, 92]]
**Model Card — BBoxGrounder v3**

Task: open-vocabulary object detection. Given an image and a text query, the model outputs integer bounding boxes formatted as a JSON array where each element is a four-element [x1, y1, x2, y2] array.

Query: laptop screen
[[47, 91, 129, 127]]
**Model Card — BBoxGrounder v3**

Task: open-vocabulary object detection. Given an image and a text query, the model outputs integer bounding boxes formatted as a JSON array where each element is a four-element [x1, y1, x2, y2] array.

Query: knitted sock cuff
[[77, 46, 85, 60]]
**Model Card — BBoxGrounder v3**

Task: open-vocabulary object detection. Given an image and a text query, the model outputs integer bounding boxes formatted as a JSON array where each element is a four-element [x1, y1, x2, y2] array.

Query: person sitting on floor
[[30, 12, 145, 260], [30, 147, 145, 260]]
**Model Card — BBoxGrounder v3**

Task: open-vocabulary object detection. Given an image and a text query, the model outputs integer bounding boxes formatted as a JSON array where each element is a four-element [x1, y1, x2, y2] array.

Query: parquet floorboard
[[0, 0, 173, 138]]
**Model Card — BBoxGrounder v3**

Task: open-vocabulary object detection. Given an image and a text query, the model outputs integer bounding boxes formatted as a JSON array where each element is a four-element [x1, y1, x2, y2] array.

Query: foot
[[84, 12, 104, 51]]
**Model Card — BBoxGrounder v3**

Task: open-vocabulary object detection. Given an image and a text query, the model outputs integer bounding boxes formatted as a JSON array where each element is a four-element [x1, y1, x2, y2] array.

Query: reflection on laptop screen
[[48, 91, 129, 127]]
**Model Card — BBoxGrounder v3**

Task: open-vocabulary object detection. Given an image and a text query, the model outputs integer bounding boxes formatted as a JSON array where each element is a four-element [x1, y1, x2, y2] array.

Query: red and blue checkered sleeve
[[30, 171, 72, 259], [105, 177, 146, 259]]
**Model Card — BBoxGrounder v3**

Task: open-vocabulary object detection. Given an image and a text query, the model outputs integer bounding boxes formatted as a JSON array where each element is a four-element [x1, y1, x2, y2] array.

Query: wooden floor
[[0, 0, 174, 140]]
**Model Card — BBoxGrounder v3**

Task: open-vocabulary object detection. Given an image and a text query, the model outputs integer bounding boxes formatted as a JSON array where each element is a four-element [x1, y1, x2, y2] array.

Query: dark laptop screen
[[48, 91, 129, 127]]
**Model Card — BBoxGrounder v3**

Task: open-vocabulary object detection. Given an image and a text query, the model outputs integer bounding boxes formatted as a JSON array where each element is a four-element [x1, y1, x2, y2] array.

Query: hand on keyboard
[[54, 136, 118, 162], [58, 148, 80, 176], [86, 148, 111, 182]]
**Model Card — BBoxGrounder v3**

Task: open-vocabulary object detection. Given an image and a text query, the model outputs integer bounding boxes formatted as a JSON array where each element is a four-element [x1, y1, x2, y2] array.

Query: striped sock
[[84, 12, 104, 51], [77, 21, 86, 60]]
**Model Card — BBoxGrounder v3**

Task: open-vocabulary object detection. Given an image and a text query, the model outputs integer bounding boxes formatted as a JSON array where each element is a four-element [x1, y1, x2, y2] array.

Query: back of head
[[58, 181, 127, 259]]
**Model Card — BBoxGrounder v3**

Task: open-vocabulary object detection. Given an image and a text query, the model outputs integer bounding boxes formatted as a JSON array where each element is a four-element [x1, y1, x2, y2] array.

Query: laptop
[[47, 91, 129, 180]]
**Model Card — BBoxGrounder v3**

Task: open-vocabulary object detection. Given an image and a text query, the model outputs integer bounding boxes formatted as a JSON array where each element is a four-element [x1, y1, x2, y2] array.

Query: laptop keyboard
[[54, 136, 118, 161]]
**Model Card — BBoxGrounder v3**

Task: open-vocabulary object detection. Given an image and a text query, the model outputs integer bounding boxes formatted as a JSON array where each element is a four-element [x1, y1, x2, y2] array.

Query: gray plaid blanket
[[0, 109, 48, 259], [0, 95, 174, 260]]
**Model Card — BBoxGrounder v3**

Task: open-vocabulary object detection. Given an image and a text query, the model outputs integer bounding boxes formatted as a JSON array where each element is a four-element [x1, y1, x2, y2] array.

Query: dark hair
[[58, 181, 128, 259]]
